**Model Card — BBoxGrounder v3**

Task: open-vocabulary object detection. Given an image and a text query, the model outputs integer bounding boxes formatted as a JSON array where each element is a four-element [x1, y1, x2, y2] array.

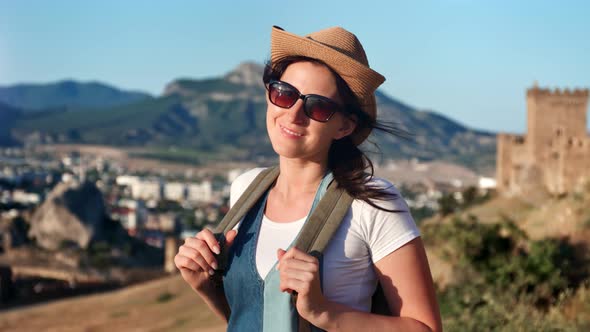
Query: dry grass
[[0, 275, 225, 332]]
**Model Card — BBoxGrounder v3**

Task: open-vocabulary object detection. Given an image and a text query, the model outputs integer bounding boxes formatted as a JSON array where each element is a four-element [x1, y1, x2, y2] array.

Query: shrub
[[427, 216, 590, 330]]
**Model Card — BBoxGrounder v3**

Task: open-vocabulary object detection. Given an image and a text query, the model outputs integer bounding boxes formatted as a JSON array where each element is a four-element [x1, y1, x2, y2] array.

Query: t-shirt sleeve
[[361, 178, 421, 263], [229, 167, 267, 208]]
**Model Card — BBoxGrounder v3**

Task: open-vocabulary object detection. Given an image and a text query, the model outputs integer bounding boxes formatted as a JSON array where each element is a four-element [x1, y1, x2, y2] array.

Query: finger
[[180, 241, 218, 271], [178, 246, 214, 273], [196, 229, 221, 255], [282, 247, 317, 263], [279, 278, 308, 294], [174, 254, 203, 273], [225, 229, 238, 247], [276, 248, 287, 269], [279, 259, 318, 275], [277, 248, 287, 259], [280, 267, 316, 283]]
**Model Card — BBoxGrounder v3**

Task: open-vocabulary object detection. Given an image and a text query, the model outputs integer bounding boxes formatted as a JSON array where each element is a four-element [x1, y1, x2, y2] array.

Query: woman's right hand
[[174, 228, 238, 293]]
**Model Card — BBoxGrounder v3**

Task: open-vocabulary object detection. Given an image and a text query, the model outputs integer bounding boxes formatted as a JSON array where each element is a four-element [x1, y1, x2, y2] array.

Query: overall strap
[[214, 166, 279, 271]]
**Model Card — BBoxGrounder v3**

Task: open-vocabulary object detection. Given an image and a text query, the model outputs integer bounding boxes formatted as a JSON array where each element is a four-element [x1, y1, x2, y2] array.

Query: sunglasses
[[266, 80, 343, 122]]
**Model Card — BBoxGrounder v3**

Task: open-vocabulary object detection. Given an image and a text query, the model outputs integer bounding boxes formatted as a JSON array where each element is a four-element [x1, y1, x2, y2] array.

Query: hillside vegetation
[[2, 185, 589, 331], [423, 183, 590, 331]]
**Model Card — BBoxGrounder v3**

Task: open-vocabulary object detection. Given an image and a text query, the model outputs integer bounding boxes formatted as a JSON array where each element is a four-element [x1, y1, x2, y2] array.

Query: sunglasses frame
[[266, 79, 343, 123]]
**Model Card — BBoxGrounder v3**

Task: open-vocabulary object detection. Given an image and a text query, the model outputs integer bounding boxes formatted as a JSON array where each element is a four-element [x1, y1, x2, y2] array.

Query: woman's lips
[[280, 125, 304, 138]]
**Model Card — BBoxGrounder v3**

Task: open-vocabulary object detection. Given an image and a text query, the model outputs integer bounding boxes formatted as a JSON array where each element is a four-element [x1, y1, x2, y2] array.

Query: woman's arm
[[278, 237, 442, 332], [318, 237, 442, 331], [194, 284, 231, 323]]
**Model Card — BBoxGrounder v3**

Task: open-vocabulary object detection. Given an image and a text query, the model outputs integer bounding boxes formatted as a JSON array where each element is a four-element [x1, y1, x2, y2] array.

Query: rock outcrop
[[28, 181, 106, 250], [224, 62, 265, 88]]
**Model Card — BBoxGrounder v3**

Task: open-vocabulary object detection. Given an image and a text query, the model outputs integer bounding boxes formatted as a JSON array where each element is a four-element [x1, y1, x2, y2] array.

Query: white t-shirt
[[230, 168, 420, 312]]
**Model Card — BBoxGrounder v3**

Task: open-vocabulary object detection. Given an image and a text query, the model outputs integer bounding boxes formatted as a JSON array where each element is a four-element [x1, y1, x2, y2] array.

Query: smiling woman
[[175, 26, 442, 332]]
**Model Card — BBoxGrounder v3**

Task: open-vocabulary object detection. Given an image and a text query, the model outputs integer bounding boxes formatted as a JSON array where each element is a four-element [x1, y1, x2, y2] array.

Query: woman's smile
[[279, 124, 305, 138]]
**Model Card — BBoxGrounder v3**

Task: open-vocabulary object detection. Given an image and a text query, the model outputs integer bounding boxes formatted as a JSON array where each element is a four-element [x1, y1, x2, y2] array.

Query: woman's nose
[[285, 99, 308, 124]]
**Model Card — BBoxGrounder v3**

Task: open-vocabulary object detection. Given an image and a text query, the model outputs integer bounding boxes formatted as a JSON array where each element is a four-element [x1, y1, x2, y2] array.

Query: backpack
[[213, 167, 391, 331]]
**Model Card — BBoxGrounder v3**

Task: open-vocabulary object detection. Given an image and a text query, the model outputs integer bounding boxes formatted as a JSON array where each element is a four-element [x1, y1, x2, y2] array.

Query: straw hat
[[270, 25, 385, 145]]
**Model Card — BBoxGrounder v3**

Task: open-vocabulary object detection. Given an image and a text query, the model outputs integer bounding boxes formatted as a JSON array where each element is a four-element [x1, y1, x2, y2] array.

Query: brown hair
[[263, 56, 408, 212]]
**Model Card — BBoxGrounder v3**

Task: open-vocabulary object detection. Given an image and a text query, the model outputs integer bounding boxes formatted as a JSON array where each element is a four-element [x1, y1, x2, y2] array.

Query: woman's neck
[[274, 157, 328, 198]]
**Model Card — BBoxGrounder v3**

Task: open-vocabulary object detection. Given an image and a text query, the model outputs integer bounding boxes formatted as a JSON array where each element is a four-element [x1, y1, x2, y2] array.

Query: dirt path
[[0, 275, 225, 332]]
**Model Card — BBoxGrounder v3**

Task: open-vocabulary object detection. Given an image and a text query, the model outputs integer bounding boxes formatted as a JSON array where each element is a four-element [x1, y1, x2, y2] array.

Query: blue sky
[[1, 0, 589, 133]]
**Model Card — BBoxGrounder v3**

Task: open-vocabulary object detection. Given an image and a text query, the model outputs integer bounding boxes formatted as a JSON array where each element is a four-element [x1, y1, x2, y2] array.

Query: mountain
[[0, 102, 23, 145], [0, 80, 153, 111], [5, 62, 496, 172], [371, 91, 496, 172]]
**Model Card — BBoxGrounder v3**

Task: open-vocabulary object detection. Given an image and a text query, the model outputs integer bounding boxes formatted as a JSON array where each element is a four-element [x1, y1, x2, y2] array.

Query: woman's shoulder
[[352, 175, 410, 214], [229, 167, 267, 207], [349, 176, 420, 263]]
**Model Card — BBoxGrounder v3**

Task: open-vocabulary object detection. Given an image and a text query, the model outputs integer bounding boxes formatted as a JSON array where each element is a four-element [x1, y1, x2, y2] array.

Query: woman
[[175, 26, 442, 332]]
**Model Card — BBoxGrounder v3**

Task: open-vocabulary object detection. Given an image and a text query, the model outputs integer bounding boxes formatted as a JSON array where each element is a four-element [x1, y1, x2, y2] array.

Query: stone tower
[[526, 86, 589, 164], [496, 85, 590, 195]]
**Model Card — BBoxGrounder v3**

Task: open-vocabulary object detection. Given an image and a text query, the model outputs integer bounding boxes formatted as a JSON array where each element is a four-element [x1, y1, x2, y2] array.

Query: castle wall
[[560, 136, 590, 192], [497, 134, 527, 194]]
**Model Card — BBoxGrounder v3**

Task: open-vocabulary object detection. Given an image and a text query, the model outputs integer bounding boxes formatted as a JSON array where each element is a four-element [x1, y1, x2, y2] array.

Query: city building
[[187, 181, 212, 203], [164, 182, 186, 202], [110, 199, 147, 235]]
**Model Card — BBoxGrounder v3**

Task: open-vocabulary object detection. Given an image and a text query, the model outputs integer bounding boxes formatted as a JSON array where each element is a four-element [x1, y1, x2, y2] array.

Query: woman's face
[[266, 61, 356, 163]]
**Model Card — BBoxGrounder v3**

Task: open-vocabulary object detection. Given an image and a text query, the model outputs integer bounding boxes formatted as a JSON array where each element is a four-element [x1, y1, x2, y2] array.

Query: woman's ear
[[333, 114, 358, 140]]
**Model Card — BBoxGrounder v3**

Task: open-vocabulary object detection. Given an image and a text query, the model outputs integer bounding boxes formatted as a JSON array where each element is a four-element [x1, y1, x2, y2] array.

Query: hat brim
[[270, 27, 384, 145]]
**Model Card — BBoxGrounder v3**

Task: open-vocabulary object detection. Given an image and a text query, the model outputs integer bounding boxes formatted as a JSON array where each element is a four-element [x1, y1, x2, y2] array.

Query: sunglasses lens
[[305, 97, 338, 122], [268, 81, 340, 122], [269, 82, 298, 108]]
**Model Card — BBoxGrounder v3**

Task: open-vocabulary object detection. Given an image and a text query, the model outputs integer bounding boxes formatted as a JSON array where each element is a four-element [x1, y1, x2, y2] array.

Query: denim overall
[[223, 173, 333, 332]]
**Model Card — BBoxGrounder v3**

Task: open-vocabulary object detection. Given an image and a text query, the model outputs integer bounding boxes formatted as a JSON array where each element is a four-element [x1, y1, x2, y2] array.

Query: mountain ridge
[[0, 80, 153, 111], [2, 62, 496, 173]]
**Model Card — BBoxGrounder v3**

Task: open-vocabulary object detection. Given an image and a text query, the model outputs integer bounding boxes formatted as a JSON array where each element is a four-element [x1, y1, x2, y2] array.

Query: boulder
[[28, 181, 105, 250]]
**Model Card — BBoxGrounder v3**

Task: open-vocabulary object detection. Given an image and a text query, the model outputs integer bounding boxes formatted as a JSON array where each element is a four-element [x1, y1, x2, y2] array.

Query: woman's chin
[[271, 144, 305, 159]]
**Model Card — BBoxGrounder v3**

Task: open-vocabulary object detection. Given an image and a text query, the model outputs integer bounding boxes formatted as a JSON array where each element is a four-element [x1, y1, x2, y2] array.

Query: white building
[[11, 190, 40, 205], [187, 181, 213, 203], [131, 180, 162, 201], [478, 177, 497, 190], [116, 175, 140, 187], [164, 182, 186, 201], [111, 199, 147, 235]]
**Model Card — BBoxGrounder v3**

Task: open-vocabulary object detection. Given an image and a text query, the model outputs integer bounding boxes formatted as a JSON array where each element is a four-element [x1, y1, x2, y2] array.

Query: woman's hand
[[174, 228, 238, 294], [276, 247, 329, 322]]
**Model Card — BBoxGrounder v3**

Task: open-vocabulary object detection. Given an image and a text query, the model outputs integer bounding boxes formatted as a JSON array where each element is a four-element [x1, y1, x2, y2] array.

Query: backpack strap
[[293, 182, 353, 332], [213, 166, 279, 272], [293, 181, 353, 255], [212, 166, 359, 332]]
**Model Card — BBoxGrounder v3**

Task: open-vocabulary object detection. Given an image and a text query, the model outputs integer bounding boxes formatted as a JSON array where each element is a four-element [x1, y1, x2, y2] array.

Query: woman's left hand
[[276, 247, 329, 322]]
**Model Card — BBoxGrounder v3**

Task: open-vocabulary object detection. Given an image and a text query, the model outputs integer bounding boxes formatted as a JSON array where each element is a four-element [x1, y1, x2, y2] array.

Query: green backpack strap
[[213, 166, 279, 272], [293, 180, 353, 255], [294, 183, 391, 332], [292, 181, 354, 332]]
